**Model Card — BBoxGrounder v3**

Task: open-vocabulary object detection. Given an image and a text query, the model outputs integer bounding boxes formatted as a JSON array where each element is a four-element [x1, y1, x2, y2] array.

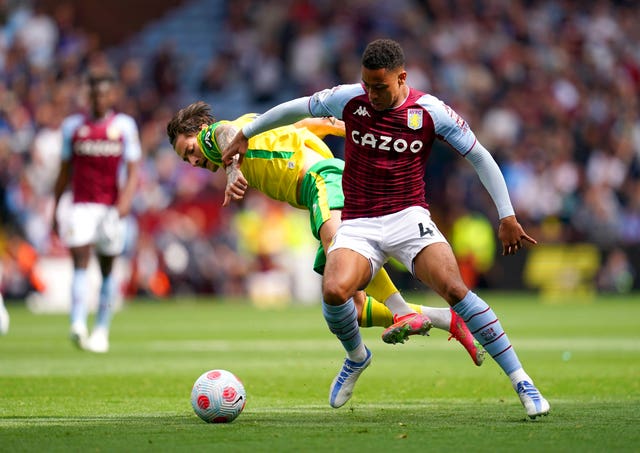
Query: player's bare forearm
[[498, 215, 537, 256], [116, 161, 140, 217], [52, 161, 71, 235], [53, 161, 71, 204], [221, 129, 249, 166], [294, 117, 346, 138]]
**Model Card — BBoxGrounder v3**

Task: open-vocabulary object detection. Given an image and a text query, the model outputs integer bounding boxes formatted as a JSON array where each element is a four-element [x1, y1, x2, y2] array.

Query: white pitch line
[[146, 337, 640, 353]]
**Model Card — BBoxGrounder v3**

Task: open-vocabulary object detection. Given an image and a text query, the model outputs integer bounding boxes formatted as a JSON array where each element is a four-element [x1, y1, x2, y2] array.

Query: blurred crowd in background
[[1, 0, 639, 303]]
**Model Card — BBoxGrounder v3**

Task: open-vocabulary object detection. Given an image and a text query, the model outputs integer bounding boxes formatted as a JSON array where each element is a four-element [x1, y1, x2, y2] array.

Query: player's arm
[[117, 160, 140, 217], [52, 117, 76, 235], [464, 142, 537, 255], [116, 116, 142, 217], [51, 160, 71, 236], [215, 123, 249, 207], [424, 95, 536, 256], [294, 117, 345, 138], [222, 154, 248, 207], [222, 97, 312, 165]]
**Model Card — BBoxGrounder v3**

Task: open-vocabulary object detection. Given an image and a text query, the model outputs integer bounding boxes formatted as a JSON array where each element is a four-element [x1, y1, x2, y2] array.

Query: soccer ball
[[191, 369, 246, 423]]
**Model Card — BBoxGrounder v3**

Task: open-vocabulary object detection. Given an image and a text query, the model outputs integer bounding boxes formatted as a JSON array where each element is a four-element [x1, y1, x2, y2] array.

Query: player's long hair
[[167, 101, 216, 146], [361, 39, 404, 71]]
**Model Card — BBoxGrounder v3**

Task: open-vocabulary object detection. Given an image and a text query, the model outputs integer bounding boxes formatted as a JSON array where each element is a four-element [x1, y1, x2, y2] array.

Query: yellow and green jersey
[[197, 114, 334, 209]]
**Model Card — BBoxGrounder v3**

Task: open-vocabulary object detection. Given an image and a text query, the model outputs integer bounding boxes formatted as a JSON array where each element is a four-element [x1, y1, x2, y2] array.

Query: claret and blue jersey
[[309, 84, 477, 220]]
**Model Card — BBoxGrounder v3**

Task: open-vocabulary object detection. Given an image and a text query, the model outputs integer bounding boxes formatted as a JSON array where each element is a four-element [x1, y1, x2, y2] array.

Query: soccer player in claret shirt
[[52, 69, 141, 353], [222, 39, 550, 418], [166, 101, 485, 367]]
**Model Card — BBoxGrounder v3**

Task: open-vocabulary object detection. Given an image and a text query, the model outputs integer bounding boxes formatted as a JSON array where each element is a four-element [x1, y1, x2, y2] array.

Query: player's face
[[89, 81, 116, 117], [361, 67, 408, 111], [174, 132, 218, 172]]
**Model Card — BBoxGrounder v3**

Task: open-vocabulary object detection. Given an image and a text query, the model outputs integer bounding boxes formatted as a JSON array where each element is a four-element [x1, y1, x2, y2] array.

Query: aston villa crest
[[407, 109, 423, 130]]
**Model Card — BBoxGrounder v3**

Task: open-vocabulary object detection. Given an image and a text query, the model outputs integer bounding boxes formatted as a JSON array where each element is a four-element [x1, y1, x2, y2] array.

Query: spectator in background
[[14, 2, 58, 71], [151, 41, 179, 100], [597, 248, 634, 294], [199, 50, 236, 95]]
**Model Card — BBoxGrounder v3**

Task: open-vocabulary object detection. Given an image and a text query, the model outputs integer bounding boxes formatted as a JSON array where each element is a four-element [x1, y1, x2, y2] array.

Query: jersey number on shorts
[[418, 222, 434, 237]]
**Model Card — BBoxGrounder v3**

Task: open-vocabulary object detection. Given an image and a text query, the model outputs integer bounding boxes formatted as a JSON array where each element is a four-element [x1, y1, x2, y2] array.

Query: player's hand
[[222, 130, 249, 166], [498, 215, 537, 256], [114, 202, 128, 218], [222, 161, 248, 207]]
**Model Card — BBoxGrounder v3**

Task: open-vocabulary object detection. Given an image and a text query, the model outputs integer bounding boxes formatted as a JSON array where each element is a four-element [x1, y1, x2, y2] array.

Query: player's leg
[[0, 264, 7, 336], [364, 268, 412, 316], [365, 268, 432, 344], [69, 244, 92, 349], [59, 202, 101, 350], [86, 208, 127, 353], [84, 253, 116, 353], [322, 245, 373, 408], [357, 231, 477, 360], [309, 169, 429, 344], [314, 187, 371, 361], [0, 291, 9, 336], [358, 295, 485, 366], [320, 233, 431, 341], [413, 241, 549, 418]]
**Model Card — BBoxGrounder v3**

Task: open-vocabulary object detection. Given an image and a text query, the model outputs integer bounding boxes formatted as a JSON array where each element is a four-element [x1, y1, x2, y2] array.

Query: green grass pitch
[[1, 292, 639, 452]]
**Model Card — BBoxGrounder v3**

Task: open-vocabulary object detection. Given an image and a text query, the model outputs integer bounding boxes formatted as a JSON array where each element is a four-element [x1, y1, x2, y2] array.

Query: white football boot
[[329, 347, 372, 408], [86, 327, 109, 353], [70, 322, 89, 350], [516, 380, 550, 419]]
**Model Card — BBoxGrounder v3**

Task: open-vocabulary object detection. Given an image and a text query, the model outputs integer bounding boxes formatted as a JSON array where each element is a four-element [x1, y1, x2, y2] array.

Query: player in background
[[222, 39, 549, 418], [51, 69, 141, 353], [0, 283, 8, 335], [0, 264, 7, 335], [166, 101, 485, 367]]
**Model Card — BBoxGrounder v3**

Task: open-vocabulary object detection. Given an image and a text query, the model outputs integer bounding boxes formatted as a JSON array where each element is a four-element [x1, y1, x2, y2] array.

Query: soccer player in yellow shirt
[[166, 101, 484, 366]]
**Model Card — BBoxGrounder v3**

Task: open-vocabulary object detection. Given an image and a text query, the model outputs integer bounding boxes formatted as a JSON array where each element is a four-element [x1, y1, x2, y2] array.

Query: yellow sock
[[364, 268, 398, 302], [360, 296, 423, 328], [362, 268, 423, 327]]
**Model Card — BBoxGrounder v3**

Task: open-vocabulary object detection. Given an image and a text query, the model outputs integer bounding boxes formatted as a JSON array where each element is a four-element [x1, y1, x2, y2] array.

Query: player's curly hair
[[361, 39, 405, 71], [166, 101, 216, 147]]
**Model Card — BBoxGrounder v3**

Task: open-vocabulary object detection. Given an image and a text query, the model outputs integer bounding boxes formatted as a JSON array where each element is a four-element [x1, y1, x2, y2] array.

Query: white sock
[[384, 292, 415, 317], [347, 343, 368, 363], [419, 306, 451, 331], [509, 368, 532, 389]]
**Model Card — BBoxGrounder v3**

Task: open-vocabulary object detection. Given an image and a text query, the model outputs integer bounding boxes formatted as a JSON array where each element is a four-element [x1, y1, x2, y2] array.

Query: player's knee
[[322, 275, 354, 305], [439, 280, 469, 305]]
